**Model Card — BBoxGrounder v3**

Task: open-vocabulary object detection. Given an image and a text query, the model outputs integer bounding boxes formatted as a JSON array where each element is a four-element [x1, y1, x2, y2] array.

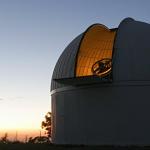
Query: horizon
[[0, 0, 150, 140], [0, 128, 45, 142]]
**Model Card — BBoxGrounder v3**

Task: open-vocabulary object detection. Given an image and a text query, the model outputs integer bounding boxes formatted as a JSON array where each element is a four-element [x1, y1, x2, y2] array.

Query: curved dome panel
[[113, 18, 150, 81], [51, 34, 83, 90]]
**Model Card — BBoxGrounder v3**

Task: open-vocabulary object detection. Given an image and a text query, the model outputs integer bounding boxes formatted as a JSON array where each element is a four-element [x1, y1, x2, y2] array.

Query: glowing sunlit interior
[[76, 24, 116, 77]]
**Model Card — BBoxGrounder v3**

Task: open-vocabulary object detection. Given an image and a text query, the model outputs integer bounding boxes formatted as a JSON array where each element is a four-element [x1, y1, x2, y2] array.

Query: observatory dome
[[51, 18, 150, 145]]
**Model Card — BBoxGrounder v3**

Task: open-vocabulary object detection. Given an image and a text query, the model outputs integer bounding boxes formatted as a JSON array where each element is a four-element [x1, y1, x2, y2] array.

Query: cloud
[[10, 96, 24, 100], [0, 98, 4, 101], [0, 96, 24, 101], [15, 96, 24, 99]]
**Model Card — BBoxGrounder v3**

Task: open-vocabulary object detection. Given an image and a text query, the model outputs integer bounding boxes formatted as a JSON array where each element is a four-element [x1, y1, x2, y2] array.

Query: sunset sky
[[0, 0, 150, 140]]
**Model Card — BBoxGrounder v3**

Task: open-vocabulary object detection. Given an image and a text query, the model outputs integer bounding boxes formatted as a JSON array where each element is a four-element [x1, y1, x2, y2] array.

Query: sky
[[0, 0, 150, 140]]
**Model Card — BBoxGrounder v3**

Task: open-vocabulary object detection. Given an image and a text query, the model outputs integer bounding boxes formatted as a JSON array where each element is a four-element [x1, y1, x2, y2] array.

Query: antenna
[[39, 129, 41, 138], [25, 135, 28, 143], [15, 131, 18, 141]]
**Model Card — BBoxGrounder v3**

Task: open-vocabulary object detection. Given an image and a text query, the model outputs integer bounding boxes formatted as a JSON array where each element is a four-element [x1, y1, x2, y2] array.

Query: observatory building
[[51, 18, 150, 145]]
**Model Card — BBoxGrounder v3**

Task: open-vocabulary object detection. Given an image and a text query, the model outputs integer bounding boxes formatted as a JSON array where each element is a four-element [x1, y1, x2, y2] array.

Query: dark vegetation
[[0, 133, 50, 144], [41, 111, 51, 138], [0, 131, 150, 150], [1, 131, 149, 149]]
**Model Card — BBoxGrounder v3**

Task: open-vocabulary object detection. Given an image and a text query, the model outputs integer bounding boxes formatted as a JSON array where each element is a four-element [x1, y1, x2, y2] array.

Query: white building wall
[[51, 82, 150, 145]]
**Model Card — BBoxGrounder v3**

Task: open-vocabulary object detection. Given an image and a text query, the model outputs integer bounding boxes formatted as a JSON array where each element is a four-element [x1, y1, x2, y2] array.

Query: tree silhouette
[[0, 133, 9, 143], [41, 112, 51, 138], [28, 136, 50, 143]]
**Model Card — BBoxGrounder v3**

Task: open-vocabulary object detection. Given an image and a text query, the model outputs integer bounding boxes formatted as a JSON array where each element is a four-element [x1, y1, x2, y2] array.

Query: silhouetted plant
[[41, 112, 51, 139], [0, 133, 9, 144], [28, 137, 34, 143], [27, 136, 50, 144]]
